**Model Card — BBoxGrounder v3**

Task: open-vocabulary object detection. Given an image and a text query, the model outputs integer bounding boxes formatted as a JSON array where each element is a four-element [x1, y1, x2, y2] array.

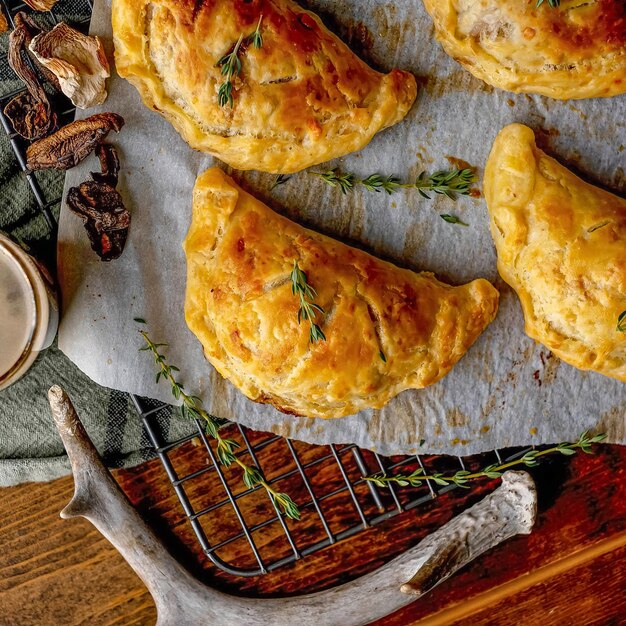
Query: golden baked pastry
[[184, 167, 499, 419], [422, 0, 626, 99], [112, 0, 417, 174], [485, 124, 626, 382]]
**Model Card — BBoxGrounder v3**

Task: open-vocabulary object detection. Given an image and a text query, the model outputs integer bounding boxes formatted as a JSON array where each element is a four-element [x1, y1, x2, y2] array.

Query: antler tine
[[48, 385, 103, 518], [400, 471, 537, 596]]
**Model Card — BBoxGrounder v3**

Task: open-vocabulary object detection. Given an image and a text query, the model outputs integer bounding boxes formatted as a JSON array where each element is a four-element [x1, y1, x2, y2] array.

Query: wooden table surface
[[1, 429, 625, 626]]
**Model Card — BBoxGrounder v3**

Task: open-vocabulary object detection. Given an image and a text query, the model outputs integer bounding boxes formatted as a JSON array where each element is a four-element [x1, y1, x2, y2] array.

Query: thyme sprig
[[217, 34, 244, 108], [216, 16, 263, 108], [291, 261, 326, 343], [311, 168, 476, 200], [536, 0, 560, 7], [365, 431, 607, 489], [134, 318, 300, 520]]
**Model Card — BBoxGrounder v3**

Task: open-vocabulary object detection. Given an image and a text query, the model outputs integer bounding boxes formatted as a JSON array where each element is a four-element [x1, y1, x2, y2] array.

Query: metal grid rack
[[1, 0, 526, 578], [133, 396, 518, 577]]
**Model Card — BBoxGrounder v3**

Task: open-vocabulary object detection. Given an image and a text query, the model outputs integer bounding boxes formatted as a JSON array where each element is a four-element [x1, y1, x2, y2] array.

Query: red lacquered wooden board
[[0, 441, 625, 625]]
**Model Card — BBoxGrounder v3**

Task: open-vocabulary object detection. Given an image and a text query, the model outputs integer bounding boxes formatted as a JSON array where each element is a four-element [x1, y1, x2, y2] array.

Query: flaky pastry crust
[[184, 168, 499, 419], [422, 0, 626, 99], [112, 0, 417, 173], [485, 124, 626, 382]]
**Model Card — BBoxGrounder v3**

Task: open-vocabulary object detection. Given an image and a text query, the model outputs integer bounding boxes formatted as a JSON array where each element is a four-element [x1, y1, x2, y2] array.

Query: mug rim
[[0, 233, 51, 391]]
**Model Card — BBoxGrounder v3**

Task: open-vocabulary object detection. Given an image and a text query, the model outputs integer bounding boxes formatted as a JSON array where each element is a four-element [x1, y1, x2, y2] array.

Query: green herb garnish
[[536, 0, 560, 7], [365, 431, 606, 490], [311, 168, 476, 200], [249, 15, 263, 49], [617, 311, 626, 332], [290, 261, 326, 343], [217, 16, 263, 108], [134, 318, 300, 520], [271, 174, 291, 190], [440, 214, 468, 226], [217, 34, 244, 108], [415, 170, 476, 199]]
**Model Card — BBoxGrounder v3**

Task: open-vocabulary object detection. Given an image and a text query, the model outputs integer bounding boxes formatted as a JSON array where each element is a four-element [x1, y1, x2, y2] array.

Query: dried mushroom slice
[[4, 91, 55, 141], [26, 112, 124, 171], [66, 145, 130, 262], [30, 22, 110, 109], [5, 13, 56, 139], [22, 0, 58, 10], [67, 181, 130, 261]]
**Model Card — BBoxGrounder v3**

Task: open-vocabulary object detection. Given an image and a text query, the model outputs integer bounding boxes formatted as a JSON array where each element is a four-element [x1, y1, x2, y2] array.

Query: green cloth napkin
[[0, 3, 192, 487]]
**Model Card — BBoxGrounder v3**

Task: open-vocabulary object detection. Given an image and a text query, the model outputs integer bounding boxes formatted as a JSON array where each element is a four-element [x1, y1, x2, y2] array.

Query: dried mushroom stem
[[5, 13, 56, 139], [29, 22, 110, 109], [26, 112, 124, 171], [91, 143, 120, 187], [9, 14, 50, 101], [14, 12, 62, 91]]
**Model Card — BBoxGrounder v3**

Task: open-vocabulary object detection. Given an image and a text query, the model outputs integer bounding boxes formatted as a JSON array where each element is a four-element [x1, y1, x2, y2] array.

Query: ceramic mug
[[0, 232, 58, 391]]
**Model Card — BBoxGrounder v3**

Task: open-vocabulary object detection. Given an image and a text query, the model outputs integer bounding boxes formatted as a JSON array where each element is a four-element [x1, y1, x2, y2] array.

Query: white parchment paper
[[58, 0, 626, 455]]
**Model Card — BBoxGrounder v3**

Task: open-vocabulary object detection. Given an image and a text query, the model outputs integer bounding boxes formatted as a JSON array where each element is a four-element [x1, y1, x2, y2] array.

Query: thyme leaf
[[536, 0, 560, 7], [135, 319, 300, 520], [617, 311, 626, 332], [440, 214, 468, 226]]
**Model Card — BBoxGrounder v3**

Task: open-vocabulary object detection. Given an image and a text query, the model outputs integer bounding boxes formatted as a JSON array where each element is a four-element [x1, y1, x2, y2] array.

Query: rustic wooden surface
[[0, 429, 625, 626]]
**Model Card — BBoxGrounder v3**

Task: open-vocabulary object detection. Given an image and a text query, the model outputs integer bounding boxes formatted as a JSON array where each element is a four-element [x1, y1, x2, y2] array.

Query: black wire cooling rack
[[1, 0, 527, 578], [132, 394, 519, 576]]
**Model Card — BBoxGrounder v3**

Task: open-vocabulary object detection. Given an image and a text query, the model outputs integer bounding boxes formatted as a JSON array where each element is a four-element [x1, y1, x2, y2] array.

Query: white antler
[[49, 385, 537, 626]]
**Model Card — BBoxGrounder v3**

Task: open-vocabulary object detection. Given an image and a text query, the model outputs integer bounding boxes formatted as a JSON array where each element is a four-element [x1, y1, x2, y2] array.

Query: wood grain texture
[[459, 540, 626, 626], [415, 534, 626, 626], [0, 436, 624, 625]]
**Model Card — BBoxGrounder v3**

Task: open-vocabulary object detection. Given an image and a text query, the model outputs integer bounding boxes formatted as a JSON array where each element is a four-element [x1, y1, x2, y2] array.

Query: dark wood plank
[[0, 441, 624, 625], [423, 537, 626, 626]]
